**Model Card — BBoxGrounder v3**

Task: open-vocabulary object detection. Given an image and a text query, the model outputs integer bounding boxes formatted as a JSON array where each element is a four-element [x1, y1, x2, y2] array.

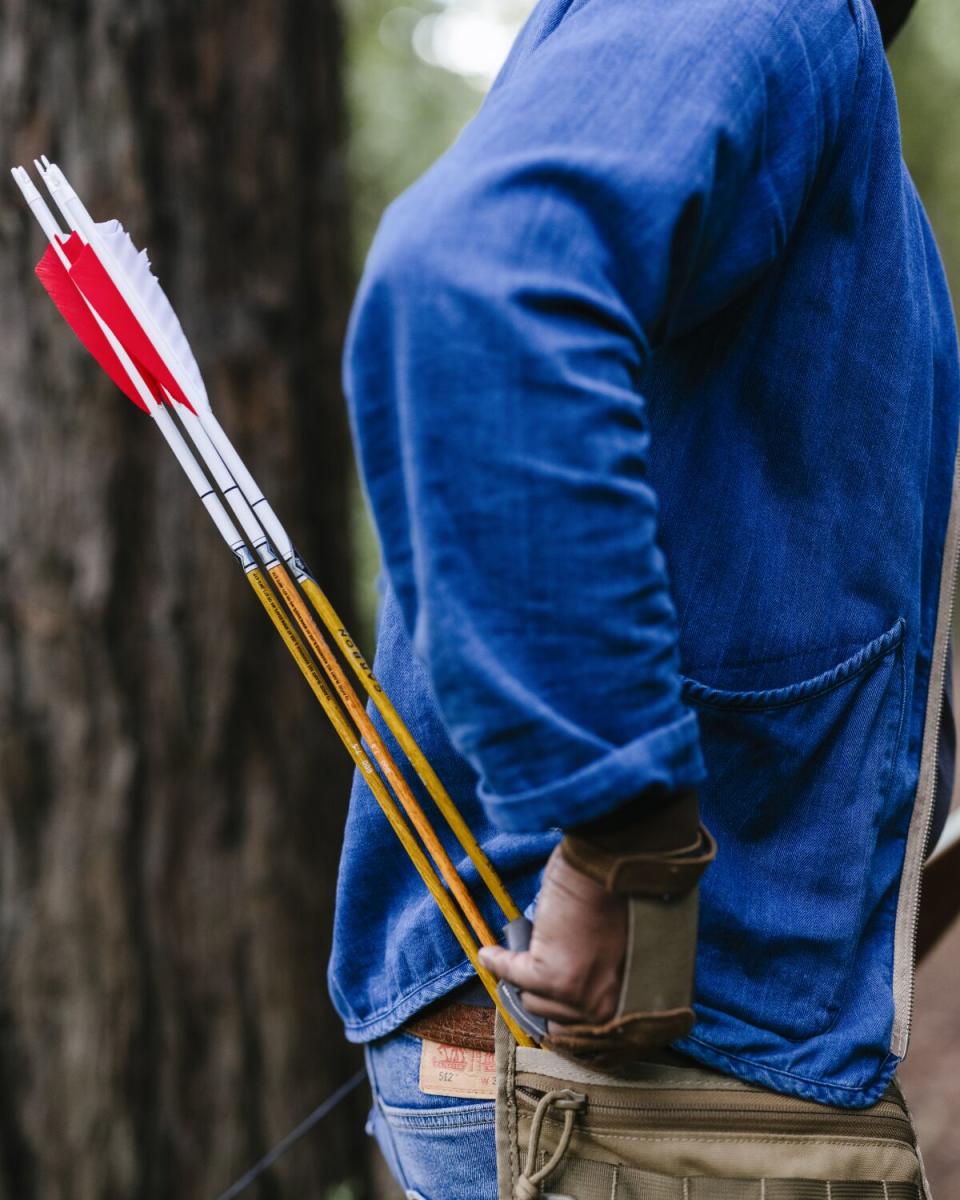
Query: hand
[[478, 845, 628, 1028]]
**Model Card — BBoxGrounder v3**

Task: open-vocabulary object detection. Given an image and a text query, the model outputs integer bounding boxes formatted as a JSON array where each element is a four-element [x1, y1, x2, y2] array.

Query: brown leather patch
[[561, 824, 717, 896], [543, 1006, 695, 1072], [407, 1002, 496, 1054]]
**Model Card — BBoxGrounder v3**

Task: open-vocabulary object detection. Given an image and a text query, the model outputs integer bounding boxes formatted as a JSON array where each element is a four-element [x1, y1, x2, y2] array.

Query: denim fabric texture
[[331, 0, 960, 1107], [365, 1032, 497, 1200]]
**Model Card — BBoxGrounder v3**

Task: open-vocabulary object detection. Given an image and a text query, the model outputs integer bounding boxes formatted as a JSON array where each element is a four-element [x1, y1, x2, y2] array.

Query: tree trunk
[[0, 2, 366, 1196]]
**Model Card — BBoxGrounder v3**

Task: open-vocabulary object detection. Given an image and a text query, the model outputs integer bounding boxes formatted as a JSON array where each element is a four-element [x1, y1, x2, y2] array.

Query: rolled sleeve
[[344, 0, 860, 831], [478, 710, 704, 833]]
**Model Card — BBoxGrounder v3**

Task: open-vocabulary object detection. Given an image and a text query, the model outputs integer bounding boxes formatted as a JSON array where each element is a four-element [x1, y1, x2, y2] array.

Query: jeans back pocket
[[366, 1033, 497, 1200], [680, 617, 907, 1040]]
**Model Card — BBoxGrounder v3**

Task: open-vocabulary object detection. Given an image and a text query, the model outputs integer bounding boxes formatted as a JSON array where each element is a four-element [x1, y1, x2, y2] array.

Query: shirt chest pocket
[[679, 617, 907, 1042]]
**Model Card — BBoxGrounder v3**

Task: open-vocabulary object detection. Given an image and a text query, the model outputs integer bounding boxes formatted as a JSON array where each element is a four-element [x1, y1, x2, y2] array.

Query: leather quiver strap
[[561, 822, 717, 896], [547, 797, 717, 1067], [541, 882, 705, 1066]]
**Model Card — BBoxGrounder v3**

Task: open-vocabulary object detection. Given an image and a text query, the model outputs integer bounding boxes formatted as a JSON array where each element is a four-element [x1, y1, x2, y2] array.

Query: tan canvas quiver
[[494, 1017, 931, 1200]]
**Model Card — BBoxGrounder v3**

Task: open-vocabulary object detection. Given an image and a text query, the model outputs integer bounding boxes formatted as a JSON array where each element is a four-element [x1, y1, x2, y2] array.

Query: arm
[[346, 0, 861, 1041], [346, 0, 858, 834]]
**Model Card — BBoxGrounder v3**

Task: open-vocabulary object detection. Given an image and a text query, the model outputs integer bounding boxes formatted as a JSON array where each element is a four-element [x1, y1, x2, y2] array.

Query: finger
[[477, 946, 566, 999], [519, 991, 593, 1024]]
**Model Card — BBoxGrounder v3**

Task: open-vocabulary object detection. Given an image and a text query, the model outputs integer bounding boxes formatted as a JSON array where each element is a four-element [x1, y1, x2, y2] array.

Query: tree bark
[[0, 2, 365, 1196]]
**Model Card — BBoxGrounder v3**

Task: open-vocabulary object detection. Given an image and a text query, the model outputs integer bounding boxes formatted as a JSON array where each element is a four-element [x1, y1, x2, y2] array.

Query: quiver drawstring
[[515, 1088, 586, 1200]]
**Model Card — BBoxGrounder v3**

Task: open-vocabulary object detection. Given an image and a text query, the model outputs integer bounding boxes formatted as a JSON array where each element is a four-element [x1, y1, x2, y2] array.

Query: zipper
[[892, 430, 960, 1058], [515, 1085, 915, 1146]]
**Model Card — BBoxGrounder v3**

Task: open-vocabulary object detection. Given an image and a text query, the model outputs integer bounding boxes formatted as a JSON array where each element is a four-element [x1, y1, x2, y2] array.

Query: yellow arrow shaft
[[266, 564, 497, 948], [245, 567, 533, 1048], [299, 576, 521, 924]]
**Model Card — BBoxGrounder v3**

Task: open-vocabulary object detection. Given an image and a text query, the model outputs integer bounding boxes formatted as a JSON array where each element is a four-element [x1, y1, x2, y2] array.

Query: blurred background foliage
[[342, 0, 535, 638], [345, 0, 528, 261], [891, 1, 960, 286]]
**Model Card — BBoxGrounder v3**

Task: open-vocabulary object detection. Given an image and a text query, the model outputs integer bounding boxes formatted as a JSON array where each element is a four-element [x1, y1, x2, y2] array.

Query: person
[[329, 0, 959, 1195]]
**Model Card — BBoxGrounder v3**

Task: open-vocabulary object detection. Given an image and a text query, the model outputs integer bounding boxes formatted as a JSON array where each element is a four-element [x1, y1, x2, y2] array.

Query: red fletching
[[59, 230, 84, 265], [69, 244, 196, 414], [35, 243, 149, 412]]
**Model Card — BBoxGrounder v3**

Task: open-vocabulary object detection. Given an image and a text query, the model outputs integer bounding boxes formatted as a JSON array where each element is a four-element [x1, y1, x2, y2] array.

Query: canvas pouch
[[493, 1016, 932, 1200]]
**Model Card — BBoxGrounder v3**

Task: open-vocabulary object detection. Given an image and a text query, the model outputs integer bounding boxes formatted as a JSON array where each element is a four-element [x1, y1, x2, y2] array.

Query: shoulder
[[561, 0, 863, 48], [483, 0, 867, 176], [501, 0, 864, 99]]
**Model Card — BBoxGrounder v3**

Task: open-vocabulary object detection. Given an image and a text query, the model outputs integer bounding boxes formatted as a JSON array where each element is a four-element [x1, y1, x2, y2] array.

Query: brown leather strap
[[407, 1001, 495, 1053], [561, 823, 717, 896], [570, 787, 700, 846]]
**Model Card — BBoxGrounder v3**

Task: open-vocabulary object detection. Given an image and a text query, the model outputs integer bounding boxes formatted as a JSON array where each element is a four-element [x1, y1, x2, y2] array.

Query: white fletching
[[29, 156, 296, 563], [95, 217, 208, 408], [38, 160, 211, 413]]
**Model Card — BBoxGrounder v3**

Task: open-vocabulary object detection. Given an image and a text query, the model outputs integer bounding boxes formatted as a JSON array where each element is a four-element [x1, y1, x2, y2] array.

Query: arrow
[[12, 161, 532, 1046], [37, 159, 521, 931], [31, 158, 501, 954]]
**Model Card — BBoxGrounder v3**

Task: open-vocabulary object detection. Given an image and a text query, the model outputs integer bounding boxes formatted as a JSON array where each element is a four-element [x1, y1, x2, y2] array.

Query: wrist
[[561, 787, 715, 896], [567, 785, 700, 848]]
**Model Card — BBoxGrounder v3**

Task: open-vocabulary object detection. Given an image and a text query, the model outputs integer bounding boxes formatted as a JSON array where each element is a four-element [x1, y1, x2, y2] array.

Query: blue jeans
[[364, 1030, 497, 1200]]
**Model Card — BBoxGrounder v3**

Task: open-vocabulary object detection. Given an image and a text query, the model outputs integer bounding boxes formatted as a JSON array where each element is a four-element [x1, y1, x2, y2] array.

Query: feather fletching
[[96, 219, 209, 409], [35, 240, 149, 411]]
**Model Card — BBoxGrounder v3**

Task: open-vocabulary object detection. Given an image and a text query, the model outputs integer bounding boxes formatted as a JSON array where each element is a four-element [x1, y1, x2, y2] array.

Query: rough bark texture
[[0, 2, 366, 1196]]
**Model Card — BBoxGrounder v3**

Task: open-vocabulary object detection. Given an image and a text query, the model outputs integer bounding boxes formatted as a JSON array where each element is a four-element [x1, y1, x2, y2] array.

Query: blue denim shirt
[[331, 0, 960, 1107]]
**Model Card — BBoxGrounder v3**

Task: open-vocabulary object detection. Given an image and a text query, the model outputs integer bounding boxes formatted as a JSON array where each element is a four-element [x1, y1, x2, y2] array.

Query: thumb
[[477, 944, 512, 978], [478, 945, 558, 997]]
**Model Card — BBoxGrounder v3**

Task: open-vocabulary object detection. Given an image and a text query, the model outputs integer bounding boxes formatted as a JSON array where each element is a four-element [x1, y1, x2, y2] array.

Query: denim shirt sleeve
[[343, 0, 862, 833]]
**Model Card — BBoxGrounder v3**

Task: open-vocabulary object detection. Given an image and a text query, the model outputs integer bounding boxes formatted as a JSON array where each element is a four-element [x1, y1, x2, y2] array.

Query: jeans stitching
[[378, 1104, 496, 1132], [365, 1045, 415, 1192]]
